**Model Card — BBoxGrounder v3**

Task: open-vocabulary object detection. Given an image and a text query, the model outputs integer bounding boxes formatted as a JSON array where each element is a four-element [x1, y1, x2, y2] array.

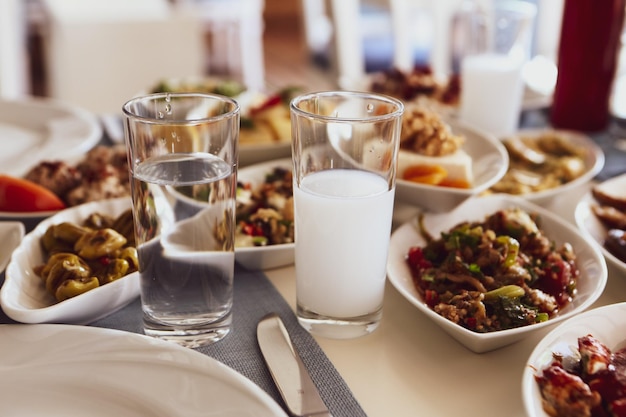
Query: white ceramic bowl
[[394, 120, 509, 213], [575, 173, 626, 274], [495, 129, 605, 207], [387, 194, 607, 353], [235, 158, 294, 270], [1, 197, 139, 324], [522, 302, 626, 417]]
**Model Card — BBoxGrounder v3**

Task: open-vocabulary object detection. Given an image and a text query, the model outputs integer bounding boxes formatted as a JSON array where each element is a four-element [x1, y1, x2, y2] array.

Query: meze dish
[[393, 111, 508, 213], [149, 77, 300, 166], [233, 158, 295, 270], [485, 129, 604, 206], [575, 173, 626, 273], [236, 163, 294, 248], [387, 195, 607, 353], [523, 303, 626, 417], [406, 206, 578, 333], [0, 144, 130, 215], [1, 198, 140, 325], [534, 334, 626, 417]]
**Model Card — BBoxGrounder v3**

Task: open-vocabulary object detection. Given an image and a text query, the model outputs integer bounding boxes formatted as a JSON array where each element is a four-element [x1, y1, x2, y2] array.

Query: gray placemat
[[89, 264, 367, 417]]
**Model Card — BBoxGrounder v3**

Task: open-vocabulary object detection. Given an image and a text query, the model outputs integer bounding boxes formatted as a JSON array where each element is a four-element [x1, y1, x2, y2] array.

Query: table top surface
[[265, 182, 626, 417]]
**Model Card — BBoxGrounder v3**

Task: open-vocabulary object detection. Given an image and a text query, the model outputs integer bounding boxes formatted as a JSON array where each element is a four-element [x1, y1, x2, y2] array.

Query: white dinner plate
[[386, 194, 607, 353], [1, 197, 139, 325], [0, 324, 288, 417], [0, 96, 101, 177], [522, 302, 626, 417], [574, 173, 626, 274], [0, 222, 24, 273], [236, 158, 294, 270]]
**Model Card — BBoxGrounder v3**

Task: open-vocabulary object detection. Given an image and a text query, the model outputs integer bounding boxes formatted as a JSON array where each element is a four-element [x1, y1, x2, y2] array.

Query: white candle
[[459, 53, 524, 137]]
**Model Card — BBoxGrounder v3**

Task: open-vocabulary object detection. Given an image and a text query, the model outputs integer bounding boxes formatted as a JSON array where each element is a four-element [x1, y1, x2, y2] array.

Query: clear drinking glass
[[459, 0, 537, 137], [123, 93, 239, 348], [290, 91, 404, 339]]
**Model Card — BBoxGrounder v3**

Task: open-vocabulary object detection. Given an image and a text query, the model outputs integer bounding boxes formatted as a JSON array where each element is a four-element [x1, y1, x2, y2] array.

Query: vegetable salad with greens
[[406, 207, 579, 333]]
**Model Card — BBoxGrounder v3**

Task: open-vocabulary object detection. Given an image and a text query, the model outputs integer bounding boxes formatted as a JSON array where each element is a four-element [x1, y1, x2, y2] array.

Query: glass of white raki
[[290, 91, 404, 339]]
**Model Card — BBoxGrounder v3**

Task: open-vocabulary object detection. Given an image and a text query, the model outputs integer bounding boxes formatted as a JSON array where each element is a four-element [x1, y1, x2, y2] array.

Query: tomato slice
[[0, 174, 66, 212]]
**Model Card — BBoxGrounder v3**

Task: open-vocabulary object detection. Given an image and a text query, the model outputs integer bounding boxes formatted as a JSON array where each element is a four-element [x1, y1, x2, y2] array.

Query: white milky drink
[[294, 169, 394, 318], [459, 53, 525, 137], [132, 153, 235, 330]]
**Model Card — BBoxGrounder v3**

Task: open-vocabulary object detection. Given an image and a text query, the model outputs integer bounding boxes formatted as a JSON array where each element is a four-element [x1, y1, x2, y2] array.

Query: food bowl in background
[[488, 129, 605, 207], [394, 120, 509, 213]]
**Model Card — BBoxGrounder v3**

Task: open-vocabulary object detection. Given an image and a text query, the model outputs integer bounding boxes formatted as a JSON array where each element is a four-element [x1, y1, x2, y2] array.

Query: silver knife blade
[[257, 313, 332, 417]]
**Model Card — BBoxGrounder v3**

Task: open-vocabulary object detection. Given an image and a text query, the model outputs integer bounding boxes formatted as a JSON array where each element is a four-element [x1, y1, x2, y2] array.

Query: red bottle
[[550, 0, 626, 131]]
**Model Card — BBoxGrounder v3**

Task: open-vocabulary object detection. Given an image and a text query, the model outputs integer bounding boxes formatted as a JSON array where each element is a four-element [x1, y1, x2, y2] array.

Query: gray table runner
[[0, 265, 368, 417]]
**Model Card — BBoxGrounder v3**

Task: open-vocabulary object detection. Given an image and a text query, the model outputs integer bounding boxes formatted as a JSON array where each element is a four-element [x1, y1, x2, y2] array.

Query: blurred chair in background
[[39, 0, 204, 115], [0, 0, 29, 99], [311, 0, 551, 89], [325, 0, 433, 89], [173, 0, 266, 92], [323, 0, 485, 89]]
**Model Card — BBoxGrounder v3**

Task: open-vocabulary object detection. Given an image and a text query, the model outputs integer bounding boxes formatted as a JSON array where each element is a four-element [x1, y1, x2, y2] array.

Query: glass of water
[[123, 93, 239, 348], [290, 91, 404, 339]]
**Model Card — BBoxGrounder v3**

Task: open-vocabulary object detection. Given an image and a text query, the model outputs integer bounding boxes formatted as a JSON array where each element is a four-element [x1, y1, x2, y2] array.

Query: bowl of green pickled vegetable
[[0, 197, 140, 325]]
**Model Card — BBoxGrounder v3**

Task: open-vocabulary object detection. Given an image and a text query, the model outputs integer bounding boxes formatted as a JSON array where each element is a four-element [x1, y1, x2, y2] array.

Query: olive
[[112, 209, 135, 246], [55, 277, 100, 302], [115, 247, 139, 272], [96, 259, 130, 285], [43, 254, 92, 294], [52, 222, 91, 244], [74, 228, 127, 260]]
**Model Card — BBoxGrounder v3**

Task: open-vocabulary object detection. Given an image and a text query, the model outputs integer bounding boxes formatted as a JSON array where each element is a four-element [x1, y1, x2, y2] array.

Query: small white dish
[[0, 222, 24, 273], [386, 194, 607, 353], [395, 120, 509, 213], [0, 324, 287, 417], [0, 96, 101, 177], [522, 302, 626, 417], [236, 158, 294, 270], [575, 173, 626, 274], [495, 129, 605, 207], [1, 197, 139, 325]]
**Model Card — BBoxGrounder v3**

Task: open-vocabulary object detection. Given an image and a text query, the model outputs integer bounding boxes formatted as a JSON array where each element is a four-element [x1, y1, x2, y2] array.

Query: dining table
[[1, 107, 625, 417]]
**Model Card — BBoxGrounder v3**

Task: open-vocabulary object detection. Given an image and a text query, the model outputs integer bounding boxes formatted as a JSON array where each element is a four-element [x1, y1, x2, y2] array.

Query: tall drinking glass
[[123, 93, 239, 348], [459, 0, 537, 137], [290, 91, 404, 339]]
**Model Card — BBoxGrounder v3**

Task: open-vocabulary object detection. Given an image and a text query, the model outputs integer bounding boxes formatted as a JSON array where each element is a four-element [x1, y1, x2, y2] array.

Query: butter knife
[[257, 313, 332, 417]]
